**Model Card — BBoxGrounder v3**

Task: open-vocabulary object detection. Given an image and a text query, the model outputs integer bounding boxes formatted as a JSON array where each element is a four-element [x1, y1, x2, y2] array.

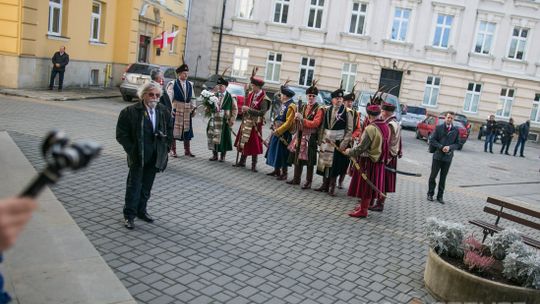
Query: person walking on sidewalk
[[427, 112, 462, 204], [48, 46, 69, 91], [513, 120, 530, 157], [116, 81, 173, 230], [500, 117, 515, 155], [484, 114, 497, 153]]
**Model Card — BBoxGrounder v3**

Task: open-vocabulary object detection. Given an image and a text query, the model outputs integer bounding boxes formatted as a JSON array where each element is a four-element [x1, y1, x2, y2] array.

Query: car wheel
[[415, 130, 421, 139], [122, 94, 133, 102]]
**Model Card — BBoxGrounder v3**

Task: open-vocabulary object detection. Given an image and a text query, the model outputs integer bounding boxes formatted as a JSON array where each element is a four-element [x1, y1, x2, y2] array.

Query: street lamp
[[215, 0, 226, 75]]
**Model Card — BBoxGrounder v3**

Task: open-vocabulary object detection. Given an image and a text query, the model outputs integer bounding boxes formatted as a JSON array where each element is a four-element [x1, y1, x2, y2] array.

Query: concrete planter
[[424, 249, 540, 302]]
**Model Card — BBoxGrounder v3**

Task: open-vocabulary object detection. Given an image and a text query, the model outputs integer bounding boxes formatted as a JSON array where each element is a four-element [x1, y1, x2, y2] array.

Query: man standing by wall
[[427, 112, 461, 204], [48, 46, 69, 91], [514, 120, 530, 157]]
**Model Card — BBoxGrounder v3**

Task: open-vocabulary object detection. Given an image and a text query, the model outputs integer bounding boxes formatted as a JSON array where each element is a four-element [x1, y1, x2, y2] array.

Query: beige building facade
[[0, 0, 188, 89], [186, 0, 540, 138]]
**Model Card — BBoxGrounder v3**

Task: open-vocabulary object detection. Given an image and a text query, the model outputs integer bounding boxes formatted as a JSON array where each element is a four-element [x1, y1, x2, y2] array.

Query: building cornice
[[431, 1, 465, 11], [514, 0, 540, 10], [221, 31, 540, 83]]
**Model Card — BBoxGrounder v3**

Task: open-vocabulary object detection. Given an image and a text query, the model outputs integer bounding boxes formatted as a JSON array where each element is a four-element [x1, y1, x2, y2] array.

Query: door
[[138, 35, 150, 63], [378, 69, 403, 97]]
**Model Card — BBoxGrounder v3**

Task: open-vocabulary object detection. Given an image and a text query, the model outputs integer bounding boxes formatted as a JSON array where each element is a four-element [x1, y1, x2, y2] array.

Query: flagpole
[[215, 0, 226, 75]]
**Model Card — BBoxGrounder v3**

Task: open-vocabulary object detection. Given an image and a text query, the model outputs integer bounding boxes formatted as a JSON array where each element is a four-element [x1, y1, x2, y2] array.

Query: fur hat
[[367, 104, 381, 116]]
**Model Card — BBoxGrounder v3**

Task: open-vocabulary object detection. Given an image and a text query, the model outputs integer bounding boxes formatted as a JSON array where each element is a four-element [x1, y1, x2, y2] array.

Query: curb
[[0, 90, 121, 101]]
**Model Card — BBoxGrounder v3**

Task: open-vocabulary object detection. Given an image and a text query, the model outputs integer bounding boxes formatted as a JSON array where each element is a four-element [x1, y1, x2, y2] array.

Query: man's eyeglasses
[[307, 94, 316, 98], [147, 92, 161, 98]]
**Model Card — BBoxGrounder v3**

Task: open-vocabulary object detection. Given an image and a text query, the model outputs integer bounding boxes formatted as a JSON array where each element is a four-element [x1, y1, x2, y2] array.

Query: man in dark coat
[[500, 118, 515, 155], [484, 114, 497, 153], [116, 81, 172, 230], [427, 112, 462, 204], [513, 120, 530, 157], [48, 46, 69, 91]]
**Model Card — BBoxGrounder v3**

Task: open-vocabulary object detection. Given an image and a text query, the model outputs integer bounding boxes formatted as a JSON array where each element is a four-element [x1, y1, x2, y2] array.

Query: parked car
[[354, 91, 402, 122], [477, 120, 510, 143], [401, 105, 427, 130], [416, 115, 468, 149], [318, 89, 332, 105], [202, 74, 237, 91], [119, 63, 176, 101], [440, 111, 471, 137], [226, 82, 246, 117]]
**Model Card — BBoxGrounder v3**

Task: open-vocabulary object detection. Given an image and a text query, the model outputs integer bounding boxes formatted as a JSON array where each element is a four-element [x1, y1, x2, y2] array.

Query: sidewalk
[[0, 87, 121, 101], [0, 131, 136, 304]]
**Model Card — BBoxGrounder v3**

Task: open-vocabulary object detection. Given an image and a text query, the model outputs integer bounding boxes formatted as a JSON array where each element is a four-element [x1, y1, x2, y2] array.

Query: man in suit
[[427, 112, 462, 204], [48, 46, 69, 91], [116, 81, 173, 230]]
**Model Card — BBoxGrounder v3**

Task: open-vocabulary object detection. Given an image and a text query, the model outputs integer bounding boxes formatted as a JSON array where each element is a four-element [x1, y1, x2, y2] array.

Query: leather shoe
[[138, 213, 154, 223], [124, 219, 134, 230], [427, 195, 434, 202], [436, 197, 445, 204]]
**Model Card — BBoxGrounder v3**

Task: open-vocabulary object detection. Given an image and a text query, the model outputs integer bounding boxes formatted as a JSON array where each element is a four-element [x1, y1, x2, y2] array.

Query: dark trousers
[[500, 137, 512, 154], [49, 69, 65, 89], [484, 133, 495, 152], [123, 160, 157, 220], [428, 158, 452, 199], [513, 137, 526, 156]]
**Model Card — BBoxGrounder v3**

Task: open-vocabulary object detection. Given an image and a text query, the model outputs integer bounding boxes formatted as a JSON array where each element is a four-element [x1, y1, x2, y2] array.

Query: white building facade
[[186, 0, 540, 137]]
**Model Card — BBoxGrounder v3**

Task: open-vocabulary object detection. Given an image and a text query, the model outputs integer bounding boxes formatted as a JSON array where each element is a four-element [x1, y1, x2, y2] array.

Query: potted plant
[[424, 217, 540, 302]]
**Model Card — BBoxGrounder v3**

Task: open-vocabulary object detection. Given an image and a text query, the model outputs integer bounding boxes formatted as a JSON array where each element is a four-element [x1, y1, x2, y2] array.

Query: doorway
[[138, 35, 151, 63], [378, 69, 403, 97]]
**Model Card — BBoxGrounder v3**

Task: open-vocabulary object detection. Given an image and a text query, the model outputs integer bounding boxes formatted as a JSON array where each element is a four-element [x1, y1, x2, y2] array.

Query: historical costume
[[233, 68, 271, 171], [347, 105, 390, 218], [207, 76, 238, 162], [370, 101, 402, 212], [314, 86, 353, 196], [266, 83, 297, 180], [338, 90, 361, 189], [172, 63, 196, 157], [286, 81, 325, 189]]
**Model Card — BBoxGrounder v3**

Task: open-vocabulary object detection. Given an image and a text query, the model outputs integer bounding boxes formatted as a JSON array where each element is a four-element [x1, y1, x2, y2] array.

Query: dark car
[[202, 74, 237, 91], [318, 89, 332, 105], [478, 120, 511, 143], [440, 111, 471, 137], [416, 115, 468, 149], [119, 63, 176, 101]]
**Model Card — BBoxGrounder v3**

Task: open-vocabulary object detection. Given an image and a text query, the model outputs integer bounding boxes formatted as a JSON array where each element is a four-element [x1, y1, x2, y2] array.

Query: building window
[[496, 88, 514, 118], [307, 0, 324, 29], [508, 27, 528, 60], [391, 7, 411, 41], [349, 2, 367, 35], [273, 0, 290, 24], [170, 24, 178, 53], [432, 14, 453, 48], [299, 57, 315, 87], [232, 47, 249, 78], [238, 0, 254, 19], [463, 82, 482, 113], [90, 2, 101, 42], [423, 76, 440, 107], [474, 21, 496, 55], [531, 94, 540, 123], [265, 52, 282, 83], [341, 63, 357, 92], [48, 0, 63, 35]]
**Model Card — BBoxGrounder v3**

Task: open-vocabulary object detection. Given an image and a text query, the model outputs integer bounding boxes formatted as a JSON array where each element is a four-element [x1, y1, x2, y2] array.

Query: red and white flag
[[153, 30, 179, 49]]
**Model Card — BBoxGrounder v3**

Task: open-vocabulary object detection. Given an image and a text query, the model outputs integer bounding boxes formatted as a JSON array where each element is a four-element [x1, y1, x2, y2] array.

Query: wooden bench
[[469, 196, 540, 249]]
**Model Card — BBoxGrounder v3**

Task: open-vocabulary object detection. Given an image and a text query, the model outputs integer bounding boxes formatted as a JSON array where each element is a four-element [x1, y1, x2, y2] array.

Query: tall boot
[[302, 166, 313, 189], [277, 167, 288, 180], [233, 155, 247, 167], [267, 168, 280, 176], [369, 197, 385, 212], [219, 152, 226, 162], [328, 176, 337, 196], [170, 140, 178, 158], [184, 140, 195, 157], [338, 174, 345, 189], [286, 165, 302, 185], [314, 177, 329, 192], [251, 155, 258, 172], [349, 198, 370, 218], [209, 151, 218, 161]]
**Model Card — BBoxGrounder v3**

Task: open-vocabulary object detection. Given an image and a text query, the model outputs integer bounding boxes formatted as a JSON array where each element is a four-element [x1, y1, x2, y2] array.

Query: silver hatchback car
[[401, 105, 427, 130], [119, 63, 176, 101]]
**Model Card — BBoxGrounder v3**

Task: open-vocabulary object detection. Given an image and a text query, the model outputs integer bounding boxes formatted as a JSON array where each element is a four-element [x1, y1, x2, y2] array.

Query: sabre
[[385, 166, 422, 177], [326, 140, 386, 198]]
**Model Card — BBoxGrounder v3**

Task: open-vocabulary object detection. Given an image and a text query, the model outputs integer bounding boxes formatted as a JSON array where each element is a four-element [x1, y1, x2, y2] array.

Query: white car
[[401, 105, 427, 130]]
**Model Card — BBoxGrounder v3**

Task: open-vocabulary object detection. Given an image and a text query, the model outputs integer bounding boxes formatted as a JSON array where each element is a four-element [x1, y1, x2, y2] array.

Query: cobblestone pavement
[[1, 95, 539, 303]]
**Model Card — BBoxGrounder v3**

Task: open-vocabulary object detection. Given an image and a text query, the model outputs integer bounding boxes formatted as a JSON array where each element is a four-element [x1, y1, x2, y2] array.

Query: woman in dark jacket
[[500, 118, 515, 155]]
